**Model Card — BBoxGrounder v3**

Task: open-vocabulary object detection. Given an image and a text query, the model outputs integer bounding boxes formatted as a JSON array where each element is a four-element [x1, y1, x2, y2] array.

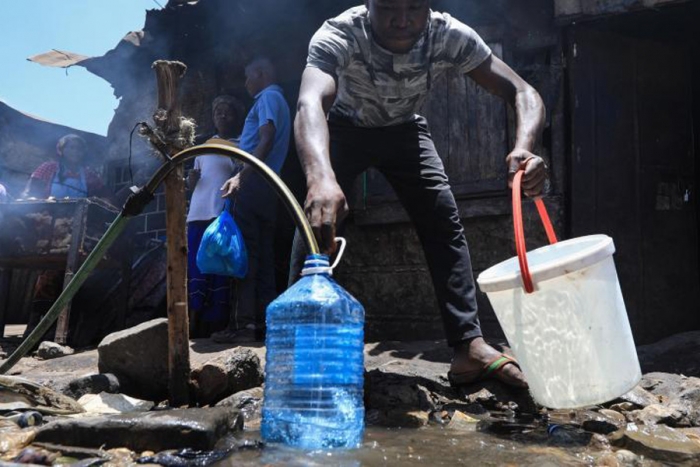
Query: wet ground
[[2, 325, 700, 466], [213, 425, 669, 467]]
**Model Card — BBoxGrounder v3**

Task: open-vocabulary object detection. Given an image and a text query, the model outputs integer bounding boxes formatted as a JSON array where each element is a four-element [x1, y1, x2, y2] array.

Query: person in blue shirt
[[212, 57, 291, 343]]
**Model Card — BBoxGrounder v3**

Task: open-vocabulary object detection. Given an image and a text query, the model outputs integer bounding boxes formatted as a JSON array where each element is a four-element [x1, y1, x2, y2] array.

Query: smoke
[[80, 0, 554, 166], [0, 102, 109, 203]]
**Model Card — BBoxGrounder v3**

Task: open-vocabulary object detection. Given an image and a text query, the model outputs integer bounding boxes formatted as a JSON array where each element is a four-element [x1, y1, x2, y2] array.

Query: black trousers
[[290, 116, 482, 347]]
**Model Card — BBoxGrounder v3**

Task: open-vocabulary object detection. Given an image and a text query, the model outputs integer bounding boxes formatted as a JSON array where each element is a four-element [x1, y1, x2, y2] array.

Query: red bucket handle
[[512, 161, 557, 294]]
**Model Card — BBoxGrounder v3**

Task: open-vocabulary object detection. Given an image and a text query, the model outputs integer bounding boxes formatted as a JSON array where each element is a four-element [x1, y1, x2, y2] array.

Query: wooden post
[[55, 200, 88, 344], [149, 60, 192, 406]]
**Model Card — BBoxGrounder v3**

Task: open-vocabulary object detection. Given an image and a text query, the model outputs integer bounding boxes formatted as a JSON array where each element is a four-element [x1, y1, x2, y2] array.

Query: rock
[[216, 386, 263, 427], [547, 409, 578, 425], [105, 448, 136, 465], [216, 386, 264, 410], [454, 380, 536, 413], [679, 385, 700, 427], [581, 412, 623, 435], [64, 373, 120, 400], [547, 409, 623, 435], [364, 387, 432, 428], [365, 369, 440, 414], [0, 428, 36, 455], [191, 348, 263, 406], [598, 449, 642, 466], [364, 368, 471, 428], [446, 410, 479, 432], [637, 331, 700, 377], [595, 452, 620, 466], [0, 418, 15, 430], [640, 373, 700, 426], [641, 372, 689, 401], [35, 407, 243, 451], [609, 402, 636, 413], [588, 433, 611, 451], [598, 409, 626, 425], [12, 446, 59, 465], [97, 319, 168, 401], [0, 375, 84, 415], [78, 392, 154, 414], [467, 388, 497, 405], [36, 342, 74, 360], [609, 424, 700, 463], [627, 404, 684, 426], [678, 428, 700, 446], [614, 449, 641, 466], [612, 384, 659, 409]]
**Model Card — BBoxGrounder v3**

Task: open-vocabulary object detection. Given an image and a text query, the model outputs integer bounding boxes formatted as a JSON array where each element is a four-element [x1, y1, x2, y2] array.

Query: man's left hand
[[506, 149, 547, 197]]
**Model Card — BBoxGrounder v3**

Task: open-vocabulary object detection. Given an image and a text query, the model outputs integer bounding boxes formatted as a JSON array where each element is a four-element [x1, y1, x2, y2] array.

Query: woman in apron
[[24, 134, 105, 199], [23, 134, 108, 343]]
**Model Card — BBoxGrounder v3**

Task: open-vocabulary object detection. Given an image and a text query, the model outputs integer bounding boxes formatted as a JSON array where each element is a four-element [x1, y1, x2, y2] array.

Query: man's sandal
[[447, 353, 522, 388]]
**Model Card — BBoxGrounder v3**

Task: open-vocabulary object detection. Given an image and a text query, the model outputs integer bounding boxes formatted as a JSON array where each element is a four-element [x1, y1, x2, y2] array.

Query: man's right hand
[[295, 66, 344, 255], [220, 174, 241, 198], [304, 178, 348, 256]]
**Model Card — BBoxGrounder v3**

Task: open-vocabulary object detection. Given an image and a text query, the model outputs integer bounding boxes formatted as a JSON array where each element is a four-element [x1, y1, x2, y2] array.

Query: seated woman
[[24, 134, 108, 199], [23, 134, 110, 342]]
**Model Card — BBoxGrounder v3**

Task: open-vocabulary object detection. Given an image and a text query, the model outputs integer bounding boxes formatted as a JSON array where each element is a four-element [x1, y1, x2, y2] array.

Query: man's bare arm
[[221, 122, 276, 197], [253, 122, 276, 161], [295, 67, 347, 254], [468, 55, 547, 196]]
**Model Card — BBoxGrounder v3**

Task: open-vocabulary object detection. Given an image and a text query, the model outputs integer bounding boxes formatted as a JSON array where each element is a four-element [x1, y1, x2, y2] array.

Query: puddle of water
[[213, 426, 631, 467]]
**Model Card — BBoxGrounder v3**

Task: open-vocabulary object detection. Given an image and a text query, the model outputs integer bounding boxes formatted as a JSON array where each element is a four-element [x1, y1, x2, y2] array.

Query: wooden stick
[[55, 200, 88, 344], [150, 60, 192, 407]]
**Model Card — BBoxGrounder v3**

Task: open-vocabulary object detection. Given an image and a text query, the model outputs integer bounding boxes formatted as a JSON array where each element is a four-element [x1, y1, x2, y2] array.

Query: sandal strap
[[482, 354, 519, 379]]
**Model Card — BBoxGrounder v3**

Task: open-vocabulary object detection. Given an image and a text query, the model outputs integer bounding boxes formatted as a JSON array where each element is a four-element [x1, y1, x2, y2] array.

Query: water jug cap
[[301, 237, 347, 276]]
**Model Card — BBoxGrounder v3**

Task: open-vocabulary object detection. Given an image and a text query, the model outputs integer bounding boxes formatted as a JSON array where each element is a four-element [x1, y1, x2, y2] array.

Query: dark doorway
[[566, 3, 700, 344]]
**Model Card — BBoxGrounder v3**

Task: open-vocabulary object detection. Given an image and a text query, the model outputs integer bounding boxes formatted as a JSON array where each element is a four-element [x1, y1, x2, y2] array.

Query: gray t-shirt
[[307, 6, 492, 128]]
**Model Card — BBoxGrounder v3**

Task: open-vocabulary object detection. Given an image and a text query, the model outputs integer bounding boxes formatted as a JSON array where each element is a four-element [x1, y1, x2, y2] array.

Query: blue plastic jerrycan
[[261, 254, 365, 449]]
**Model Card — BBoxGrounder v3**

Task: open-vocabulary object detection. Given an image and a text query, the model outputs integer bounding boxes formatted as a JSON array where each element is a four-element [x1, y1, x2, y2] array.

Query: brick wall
[[109, 161, 172, 242]]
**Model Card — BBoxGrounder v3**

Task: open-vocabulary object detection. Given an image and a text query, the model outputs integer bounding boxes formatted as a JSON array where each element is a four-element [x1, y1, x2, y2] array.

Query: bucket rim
[[476, 234, 615, 293]]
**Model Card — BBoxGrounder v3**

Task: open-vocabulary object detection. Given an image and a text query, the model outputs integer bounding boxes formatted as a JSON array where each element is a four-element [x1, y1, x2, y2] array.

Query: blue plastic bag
[[196, 200, 248, 278]]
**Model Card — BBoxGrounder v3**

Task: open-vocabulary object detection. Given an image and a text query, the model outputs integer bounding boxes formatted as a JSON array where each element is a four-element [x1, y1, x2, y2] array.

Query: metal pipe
[[145, 141, 319, 255], [0, 143, 317, 374]]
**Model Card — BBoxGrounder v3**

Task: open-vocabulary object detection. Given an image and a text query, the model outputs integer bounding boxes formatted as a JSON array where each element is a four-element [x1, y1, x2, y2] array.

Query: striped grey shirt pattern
[[307, 6, 492, 128]]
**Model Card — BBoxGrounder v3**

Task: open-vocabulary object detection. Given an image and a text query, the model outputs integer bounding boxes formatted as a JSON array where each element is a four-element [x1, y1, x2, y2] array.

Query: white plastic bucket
[[477, 234, 642, 408]]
